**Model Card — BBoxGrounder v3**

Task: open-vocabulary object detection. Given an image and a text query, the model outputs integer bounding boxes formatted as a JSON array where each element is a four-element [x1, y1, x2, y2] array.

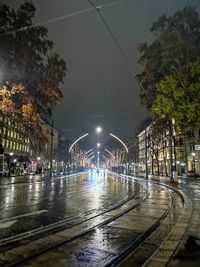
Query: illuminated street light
[[110, 133, 129, 153], [87, 152, 94, 158], [97, 143, 101, 147], [105, 149, 115, 159], [97, 151, 100, 155], [69, 133, 89, 153], [13, 159, 17, 163], [96, 126, 102, 134], [10, 152, 13, 156], [37, 157, 41, 161], [86, 149, 93, 154]]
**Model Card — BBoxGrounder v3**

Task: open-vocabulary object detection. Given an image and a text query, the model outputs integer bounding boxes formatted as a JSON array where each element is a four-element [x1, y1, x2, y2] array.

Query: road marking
[[1, 210, 48, 223], [0, 220, 17, 229]]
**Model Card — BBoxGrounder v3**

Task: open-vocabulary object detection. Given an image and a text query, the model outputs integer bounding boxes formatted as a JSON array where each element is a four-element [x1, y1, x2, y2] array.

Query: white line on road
[[0, 220, 17, 229], [1, 209, 48, 223]]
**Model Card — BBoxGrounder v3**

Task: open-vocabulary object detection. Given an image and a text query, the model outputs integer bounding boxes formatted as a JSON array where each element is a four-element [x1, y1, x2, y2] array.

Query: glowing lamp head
[[96, 126, 102, 134]]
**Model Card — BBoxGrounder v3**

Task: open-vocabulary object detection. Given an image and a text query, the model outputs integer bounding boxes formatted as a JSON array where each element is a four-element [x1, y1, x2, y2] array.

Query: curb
[[144, 192, 193, 266]]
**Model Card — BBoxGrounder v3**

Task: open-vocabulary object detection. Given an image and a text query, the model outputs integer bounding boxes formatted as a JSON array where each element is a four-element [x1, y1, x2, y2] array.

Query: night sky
[[3, 0, 200, 138]]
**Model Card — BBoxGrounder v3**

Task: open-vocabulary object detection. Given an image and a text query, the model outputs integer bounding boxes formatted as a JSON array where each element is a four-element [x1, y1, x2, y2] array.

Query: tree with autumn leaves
[[0, 1, 66, 153]]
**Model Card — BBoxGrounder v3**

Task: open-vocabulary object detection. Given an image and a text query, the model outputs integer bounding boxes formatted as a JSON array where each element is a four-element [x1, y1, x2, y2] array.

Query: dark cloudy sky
[[3, 0, 200, 137]]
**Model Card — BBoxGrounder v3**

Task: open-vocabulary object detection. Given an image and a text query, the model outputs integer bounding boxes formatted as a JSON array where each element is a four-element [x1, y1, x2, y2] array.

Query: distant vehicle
[[0, 170, 9, 177], [88, 168, 93, 173], [186, 171, 199, 178]]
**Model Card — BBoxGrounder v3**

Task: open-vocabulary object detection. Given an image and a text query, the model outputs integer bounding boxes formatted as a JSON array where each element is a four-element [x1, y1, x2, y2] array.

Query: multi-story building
[[0, 117, 30, 156], [29, 120, 59, 174], [138, 123, 200, 176], [0, 117, 30, 175], [0, 117, 59, 175]]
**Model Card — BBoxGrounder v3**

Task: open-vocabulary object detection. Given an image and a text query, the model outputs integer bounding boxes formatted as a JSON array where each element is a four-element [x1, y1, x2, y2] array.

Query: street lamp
[[8, 152, 14, 177], [96, 126, 102, 134], [192, 152, 196, 171], [97, 143, 101, 148]]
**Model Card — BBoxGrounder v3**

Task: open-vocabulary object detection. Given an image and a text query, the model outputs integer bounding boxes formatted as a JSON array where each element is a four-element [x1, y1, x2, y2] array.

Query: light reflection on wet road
[[0, 173, 188, 267], [0, 172, 137, 239]]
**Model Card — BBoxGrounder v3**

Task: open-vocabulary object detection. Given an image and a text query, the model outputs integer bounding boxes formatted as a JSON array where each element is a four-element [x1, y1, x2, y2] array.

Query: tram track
[[0, 175, 186, 267], [0, 178, 149, 257]]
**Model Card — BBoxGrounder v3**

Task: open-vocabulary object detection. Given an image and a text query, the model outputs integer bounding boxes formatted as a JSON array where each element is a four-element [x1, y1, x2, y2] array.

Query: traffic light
[[0, 144, 4, 154]]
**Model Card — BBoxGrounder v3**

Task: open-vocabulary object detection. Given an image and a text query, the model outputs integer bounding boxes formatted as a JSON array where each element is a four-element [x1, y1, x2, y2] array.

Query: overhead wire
[[0, 0, 126, 37], [0, 7, 93, 37], [87, 0, 152, 104]]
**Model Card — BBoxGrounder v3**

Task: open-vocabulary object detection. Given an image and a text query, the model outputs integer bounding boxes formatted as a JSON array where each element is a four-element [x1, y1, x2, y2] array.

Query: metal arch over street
[[88, 155, 95, 161], [69, 133, 89, 153], [86, 149, 93, 154], [105, 149, 115, 158], [110, 133, 129, 153], [87, 152, 94, 159]]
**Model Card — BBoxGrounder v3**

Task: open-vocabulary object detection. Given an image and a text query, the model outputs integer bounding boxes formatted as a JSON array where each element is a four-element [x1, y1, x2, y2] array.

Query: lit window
[[6, 140, 9, 148]]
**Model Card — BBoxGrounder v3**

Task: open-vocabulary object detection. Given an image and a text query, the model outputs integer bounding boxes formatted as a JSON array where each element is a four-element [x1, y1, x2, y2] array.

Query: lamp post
[[145, 130, 148, 179], [8, 152, 13, 177], [49, 119, 54, 177], [192, 152, 196, 172]]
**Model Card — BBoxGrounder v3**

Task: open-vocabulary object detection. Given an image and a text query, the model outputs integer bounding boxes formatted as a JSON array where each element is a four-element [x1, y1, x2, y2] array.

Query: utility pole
[[49, 119, 53, 177], [145, 129, 148, 179]]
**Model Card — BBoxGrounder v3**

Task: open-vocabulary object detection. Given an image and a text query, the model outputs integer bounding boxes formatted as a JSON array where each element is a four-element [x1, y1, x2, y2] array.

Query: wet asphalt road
[[0, 172, 186, 267], [0, 172, 138, 240]]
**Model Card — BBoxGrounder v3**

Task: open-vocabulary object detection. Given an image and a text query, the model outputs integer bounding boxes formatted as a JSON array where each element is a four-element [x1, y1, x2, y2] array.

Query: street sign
[[195, 145, 200, 150]]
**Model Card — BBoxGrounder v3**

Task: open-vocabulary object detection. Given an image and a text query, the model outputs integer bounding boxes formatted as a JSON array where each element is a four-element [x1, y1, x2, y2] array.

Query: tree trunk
[[151, 155, 154, 174], [173, 135, 177, 172], [157, 156, 160, 175], [169, 121, 174, 179], [145, 129, 148, 179]]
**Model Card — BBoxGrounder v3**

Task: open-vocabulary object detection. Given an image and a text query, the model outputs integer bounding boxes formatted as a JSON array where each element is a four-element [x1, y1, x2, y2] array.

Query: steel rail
[[4, 186, 150, 267], [0, 179, 148, 254], [2, 175, 185, 267]]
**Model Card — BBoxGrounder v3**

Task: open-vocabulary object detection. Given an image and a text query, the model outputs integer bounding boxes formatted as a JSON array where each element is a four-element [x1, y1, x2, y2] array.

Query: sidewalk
[[133, 173, 200, 266]]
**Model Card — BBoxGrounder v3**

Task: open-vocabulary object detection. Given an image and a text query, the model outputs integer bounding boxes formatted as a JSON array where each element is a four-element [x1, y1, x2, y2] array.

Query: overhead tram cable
[[0, 0, 126, 37], [87, 0, 152, 104]]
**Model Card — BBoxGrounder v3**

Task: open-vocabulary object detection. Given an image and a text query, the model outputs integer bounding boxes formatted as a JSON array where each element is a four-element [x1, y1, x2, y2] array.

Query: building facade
[[0, 117, 59, 175], [138, 123, 200, 176], [0, 117, 30, 175]]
